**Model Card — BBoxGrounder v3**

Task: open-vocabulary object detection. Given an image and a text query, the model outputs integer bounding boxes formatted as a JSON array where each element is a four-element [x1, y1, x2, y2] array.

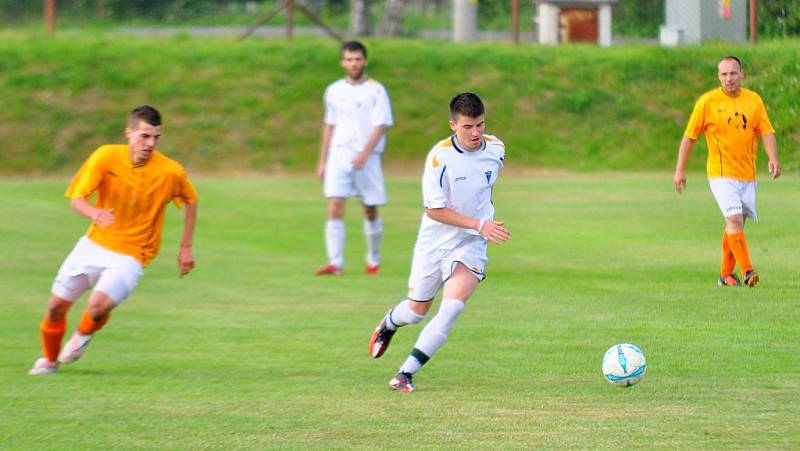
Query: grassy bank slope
[[0, 34, 797, 173]]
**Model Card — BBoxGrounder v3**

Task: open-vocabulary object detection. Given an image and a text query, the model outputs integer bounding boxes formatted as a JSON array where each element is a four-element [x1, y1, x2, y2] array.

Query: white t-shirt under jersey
[[416, 134, 506, 251], [324, 77, 393, 154]]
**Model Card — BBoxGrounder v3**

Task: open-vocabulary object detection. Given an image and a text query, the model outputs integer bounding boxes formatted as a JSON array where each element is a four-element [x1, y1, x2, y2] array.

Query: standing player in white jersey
[[368, 93, 511, 392], [316, 41, 394, 276]]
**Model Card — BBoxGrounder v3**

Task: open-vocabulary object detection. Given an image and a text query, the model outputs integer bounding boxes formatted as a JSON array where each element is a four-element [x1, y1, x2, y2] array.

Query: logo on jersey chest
[[485, 170, 493, 183]]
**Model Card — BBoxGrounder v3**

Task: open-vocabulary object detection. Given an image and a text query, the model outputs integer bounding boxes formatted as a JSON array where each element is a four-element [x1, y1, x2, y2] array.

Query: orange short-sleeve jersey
[[65, 145, 198, 266], [683, 87, 775, 181]]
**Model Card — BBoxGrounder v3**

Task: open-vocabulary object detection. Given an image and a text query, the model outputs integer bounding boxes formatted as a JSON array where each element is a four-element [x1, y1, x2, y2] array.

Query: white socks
[[325, 217, 382, 268], [399, 298, 465, 375], [385, 299, 425, 331], [325, 219, 345, 267], [363, 217, 383, 267]]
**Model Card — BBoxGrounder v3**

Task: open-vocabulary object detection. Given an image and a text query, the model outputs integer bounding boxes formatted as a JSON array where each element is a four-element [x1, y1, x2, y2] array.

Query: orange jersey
[[65, 145, 197, 266], [684, 87, 774, 181]]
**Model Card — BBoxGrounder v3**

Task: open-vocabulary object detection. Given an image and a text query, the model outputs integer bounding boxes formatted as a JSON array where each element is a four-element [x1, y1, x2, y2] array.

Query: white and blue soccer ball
[[602, 343, 647, 387]]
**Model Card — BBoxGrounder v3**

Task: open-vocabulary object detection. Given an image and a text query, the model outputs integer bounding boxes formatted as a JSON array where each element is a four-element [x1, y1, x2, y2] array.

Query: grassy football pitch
[[1, 174, 798, 449]]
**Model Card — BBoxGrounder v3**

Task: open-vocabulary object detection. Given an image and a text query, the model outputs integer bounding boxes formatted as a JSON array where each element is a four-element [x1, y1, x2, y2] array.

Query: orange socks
[[720, 231, 736, 276], [726, 231, 753, 274], [40, 317, 66, 362], [78, 310, 110, 335]]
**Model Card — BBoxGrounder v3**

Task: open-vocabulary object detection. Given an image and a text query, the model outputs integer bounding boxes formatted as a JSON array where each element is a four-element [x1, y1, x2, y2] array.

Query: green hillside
[[1, 33, 797, 174]]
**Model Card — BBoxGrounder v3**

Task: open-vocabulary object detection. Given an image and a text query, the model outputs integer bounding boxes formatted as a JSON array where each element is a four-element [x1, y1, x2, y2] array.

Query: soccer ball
[[602, 343, 647, 387]]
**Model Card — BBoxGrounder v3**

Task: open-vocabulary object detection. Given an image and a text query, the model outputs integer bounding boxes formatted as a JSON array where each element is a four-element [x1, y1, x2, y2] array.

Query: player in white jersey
[[368, 93, 511, 392], [316, 40, 394, 276]]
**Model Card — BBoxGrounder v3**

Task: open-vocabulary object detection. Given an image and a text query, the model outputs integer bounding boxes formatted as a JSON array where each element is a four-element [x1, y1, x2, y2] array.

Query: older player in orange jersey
[[673, 56, 780, 288], [29, 105, 198, 375]]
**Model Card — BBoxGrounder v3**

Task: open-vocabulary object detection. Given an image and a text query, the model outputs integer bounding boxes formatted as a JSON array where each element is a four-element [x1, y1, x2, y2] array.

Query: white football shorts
[[323, 148, 387, 206], [407, 235, 487, 301], [708, 178, 758, 221], [51, 236, 144, 304]]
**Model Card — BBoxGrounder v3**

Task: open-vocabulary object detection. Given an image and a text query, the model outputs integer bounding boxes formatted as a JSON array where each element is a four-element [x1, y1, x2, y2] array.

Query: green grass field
[[1, 174, 798, 449]]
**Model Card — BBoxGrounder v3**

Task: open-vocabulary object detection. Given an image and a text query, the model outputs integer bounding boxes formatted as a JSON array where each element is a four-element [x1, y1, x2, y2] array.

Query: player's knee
[[725, 215, 744, 231], [438, 298, 465, 320], [45, 296, 72, 321], [363, 205, 378, 221], [409, 299, 433, 319]]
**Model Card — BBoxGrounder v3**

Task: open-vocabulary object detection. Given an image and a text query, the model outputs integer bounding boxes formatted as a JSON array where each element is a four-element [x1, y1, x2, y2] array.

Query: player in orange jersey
[[673, 56, 781, 288], [29, 105, 198, 375]]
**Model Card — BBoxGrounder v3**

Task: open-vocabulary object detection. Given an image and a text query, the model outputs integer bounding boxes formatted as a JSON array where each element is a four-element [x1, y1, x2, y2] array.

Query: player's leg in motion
[[369, 299, 429, 358], [318, 198, 346, 275], [724, 215, 758, 287], [718, 231, 740, 286], [59, 290, 115, 364], [29, 295, 73, 375], [363, 205, 382, 274], [391, 264, 478, 392]]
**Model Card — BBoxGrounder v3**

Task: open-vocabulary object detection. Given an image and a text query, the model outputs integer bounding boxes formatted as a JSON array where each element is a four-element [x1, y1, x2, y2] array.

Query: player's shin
[[363, 217, 383, 267], [386, 299, 425, 330], [78, 310, 111, 335], [325, 219, 345, 268], [399, 298, 465, 374], [40, 317, 66, 361], [720, 231, 736, 275]]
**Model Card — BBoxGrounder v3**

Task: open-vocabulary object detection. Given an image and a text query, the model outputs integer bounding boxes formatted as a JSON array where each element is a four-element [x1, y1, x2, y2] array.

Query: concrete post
[[598, 3, 612, 46], [453, 0, 478, 42], [536, 3, 559, 45]]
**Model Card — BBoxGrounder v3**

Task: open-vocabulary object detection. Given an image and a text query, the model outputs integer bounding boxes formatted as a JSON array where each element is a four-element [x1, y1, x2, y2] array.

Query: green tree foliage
[[613, 0, 663, 37], [758, 0, 800, 37]]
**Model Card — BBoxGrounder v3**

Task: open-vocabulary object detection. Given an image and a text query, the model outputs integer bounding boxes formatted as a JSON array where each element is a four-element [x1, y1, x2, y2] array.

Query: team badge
[[484, 170, 492, 183]]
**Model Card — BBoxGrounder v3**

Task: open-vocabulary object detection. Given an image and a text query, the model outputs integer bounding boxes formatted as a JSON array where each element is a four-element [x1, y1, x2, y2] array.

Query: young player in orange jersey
[[673, 56, 781, 287], [29, 105, 198, 375]]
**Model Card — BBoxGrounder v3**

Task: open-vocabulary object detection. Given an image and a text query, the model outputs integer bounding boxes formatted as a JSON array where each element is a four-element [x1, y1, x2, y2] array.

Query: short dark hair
[[449, 92, 484, 120], [718, 55, 742, 71], [341, 40, 367, 59], [128, 105, 162, 129]]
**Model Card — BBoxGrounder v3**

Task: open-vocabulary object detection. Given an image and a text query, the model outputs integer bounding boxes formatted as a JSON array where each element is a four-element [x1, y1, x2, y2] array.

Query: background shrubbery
[[0, 35, 797, 174], [0, 0, 798, 38]]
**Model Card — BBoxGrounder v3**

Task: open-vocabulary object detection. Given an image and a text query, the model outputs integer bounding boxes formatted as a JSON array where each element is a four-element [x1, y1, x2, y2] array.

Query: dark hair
[[718, 55, 742, 71], [341, 40, 367, 59], [449, 92, 484, 120], [128, 105, 162, 129]]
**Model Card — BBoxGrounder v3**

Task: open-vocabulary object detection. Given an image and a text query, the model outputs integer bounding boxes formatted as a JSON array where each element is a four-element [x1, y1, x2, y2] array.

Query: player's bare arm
[[317, 124, 334, 180], [352, 125, 386, 169], [178, 201, 198, 278], [70, 197, 114, 228], [761, 133, 781, 179], [425, 207, 510, 244], [673, 136, 696, 194]]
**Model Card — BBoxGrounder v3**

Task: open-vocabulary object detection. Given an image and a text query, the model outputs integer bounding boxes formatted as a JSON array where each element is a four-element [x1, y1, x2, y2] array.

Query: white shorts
[[708, 178, 758, 221], [407, 235, 487, 301], [51, 237, 143, 304], [323, 148, 386, 206]]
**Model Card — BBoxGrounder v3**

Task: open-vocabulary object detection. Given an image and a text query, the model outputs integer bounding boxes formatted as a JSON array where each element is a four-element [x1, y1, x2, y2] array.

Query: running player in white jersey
[[368, 93, 511, 392], [316, 40, 394, 276]]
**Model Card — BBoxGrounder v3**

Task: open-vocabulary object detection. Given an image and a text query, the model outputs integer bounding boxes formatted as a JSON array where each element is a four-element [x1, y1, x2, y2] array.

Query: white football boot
[[58, 332, 94, 364], [28, 357, 58, 375]]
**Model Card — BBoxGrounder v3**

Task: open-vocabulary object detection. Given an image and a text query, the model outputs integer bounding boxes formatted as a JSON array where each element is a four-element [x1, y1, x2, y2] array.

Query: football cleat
[[717, 274, 741, 287], [744, 270, 759, 287], [315, 264, 343, 276], [58, 332, 93, 364], [369, 312, 396, 358], [28, 357, 58, 375], [365, 264, 380, 275], [389, 372, 415, 392]]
